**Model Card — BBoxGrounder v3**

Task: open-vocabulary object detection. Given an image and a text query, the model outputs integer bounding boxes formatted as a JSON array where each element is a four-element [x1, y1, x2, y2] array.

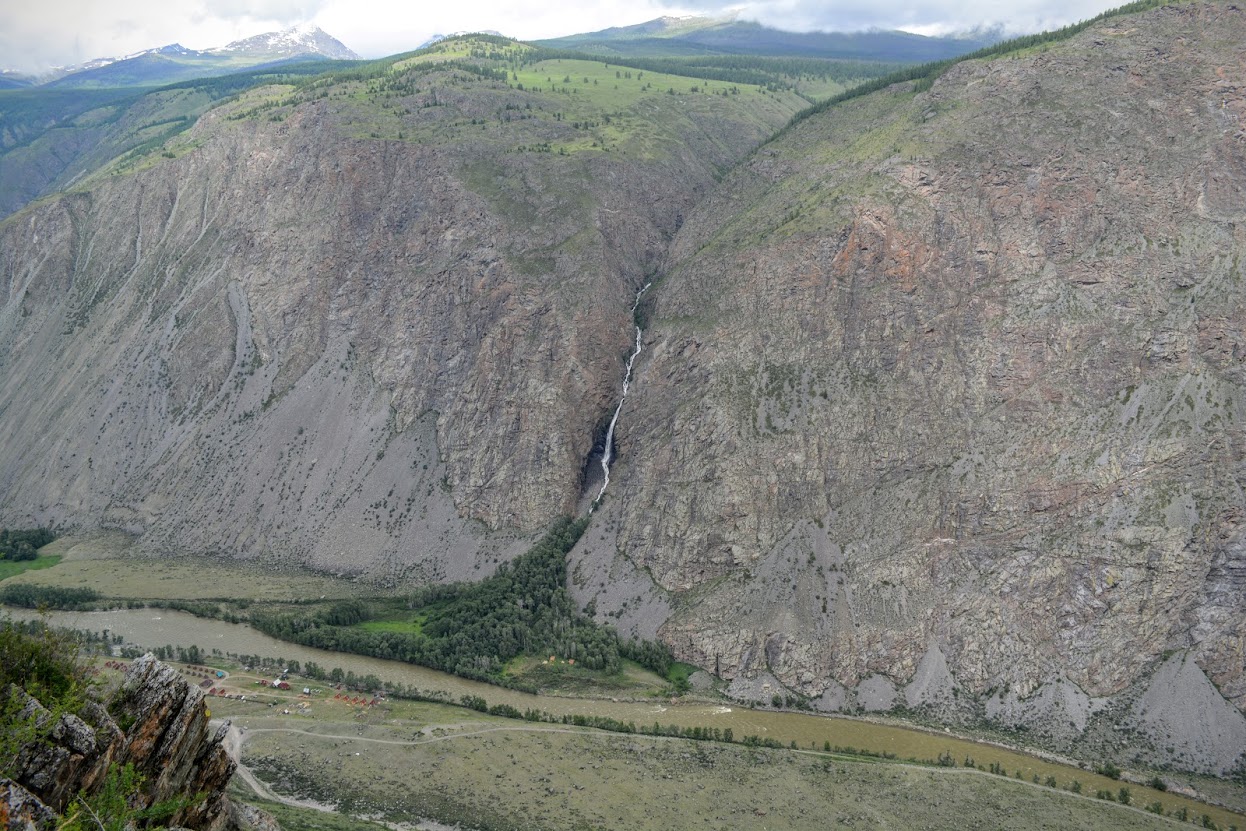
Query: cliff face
[[572, 2, 1246, 764], [0, 55, 803, 579], [4, 654, 236, 830]]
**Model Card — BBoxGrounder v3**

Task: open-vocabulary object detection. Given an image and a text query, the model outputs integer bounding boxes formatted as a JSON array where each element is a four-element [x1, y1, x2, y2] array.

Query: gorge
[[1, 0, 1244, 782]]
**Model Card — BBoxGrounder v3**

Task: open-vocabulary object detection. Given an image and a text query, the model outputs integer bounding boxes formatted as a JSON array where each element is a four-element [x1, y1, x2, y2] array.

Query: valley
[[3, 1, 1246, 827], [5, 534, 1246, 828]]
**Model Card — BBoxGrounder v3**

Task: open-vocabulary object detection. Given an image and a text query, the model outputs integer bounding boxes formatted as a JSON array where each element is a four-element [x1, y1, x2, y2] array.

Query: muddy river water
[[8, 605, 1238, 827], [0, 605, 1158, 787]]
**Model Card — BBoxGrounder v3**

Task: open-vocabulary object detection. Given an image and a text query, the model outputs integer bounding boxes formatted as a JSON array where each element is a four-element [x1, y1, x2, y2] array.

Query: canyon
[[1, 3, 1244, 775]]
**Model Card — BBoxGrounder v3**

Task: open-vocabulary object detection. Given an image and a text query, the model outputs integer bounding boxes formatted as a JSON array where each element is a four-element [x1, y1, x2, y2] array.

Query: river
[[3, 606, 1060, 771], [6, 605, 1235, 827]]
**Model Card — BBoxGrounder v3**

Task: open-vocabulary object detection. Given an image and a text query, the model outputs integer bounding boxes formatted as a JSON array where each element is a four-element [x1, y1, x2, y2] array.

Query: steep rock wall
[[0, 67, 799, 578], [574, 3, 1246, 734]]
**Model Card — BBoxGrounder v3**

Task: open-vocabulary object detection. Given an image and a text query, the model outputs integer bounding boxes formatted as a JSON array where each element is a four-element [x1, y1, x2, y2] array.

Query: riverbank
[[24, 606, 1246, 830]]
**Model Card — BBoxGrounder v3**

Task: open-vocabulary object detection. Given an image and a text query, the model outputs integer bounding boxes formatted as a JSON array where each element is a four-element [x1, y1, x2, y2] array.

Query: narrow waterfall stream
[[592, 283, 651, 508]]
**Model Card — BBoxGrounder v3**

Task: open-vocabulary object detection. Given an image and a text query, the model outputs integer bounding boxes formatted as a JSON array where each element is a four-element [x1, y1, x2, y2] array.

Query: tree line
[[0, 527, 54, 561], [252, 516, 677, 688], [0, 584, 98, 609]]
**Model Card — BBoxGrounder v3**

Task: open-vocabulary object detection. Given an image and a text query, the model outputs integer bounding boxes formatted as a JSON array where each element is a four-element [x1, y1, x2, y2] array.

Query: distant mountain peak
[[210, 24, 360, 60]]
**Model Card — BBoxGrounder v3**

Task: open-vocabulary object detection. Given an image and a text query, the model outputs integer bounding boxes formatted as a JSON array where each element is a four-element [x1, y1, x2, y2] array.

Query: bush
[[1, 617, 90, 777], [1096, 760, 1121, 780]]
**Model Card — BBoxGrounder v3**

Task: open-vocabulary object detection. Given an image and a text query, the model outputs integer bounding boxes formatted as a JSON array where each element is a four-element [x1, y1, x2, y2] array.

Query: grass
[[4, 533, 360, 603], [228, 700, 1198, 831], [0, 554, 61, 581], [667, 661, 699, 690], [355, 615, 425, 635], [503, 656, 668, 696]]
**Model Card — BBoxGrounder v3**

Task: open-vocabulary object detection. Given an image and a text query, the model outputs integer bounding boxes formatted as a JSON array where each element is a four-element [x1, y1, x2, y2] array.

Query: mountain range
[[6, 25, 359, 90], [536, 14, 1003, 61]]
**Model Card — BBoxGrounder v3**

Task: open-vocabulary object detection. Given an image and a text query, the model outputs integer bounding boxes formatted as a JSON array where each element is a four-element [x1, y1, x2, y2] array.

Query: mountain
[[0, 71, 34, 89], [537, 15, 1002, 61], [1, 2, 1245, 777], [207, 23, 360, 61], [568, 0, 1246, 773], [38, 26, 358, 89], [0, 35, 809, 582]]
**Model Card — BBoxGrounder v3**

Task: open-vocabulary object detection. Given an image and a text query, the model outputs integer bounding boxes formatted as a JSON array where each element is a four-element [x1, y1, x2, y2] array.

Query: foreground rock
[[6, 654, 237, 830]]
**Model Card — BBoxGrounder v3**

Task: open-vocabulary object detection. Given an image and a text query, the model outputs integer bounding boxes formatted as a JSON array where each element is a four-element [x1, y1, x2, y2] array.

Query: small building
[[276, 681, 291, 690]]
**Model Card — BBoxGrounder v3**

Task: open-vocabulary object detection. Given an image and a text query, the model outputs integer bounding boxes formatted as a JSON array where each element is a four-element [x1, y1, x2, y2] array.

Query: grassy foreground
[[224, 699, 1190, 831]]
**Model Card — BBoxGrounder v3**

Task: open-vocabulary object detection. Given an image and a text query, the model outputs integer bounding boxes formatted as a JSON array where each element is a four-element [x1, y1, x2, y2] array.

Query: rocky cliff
[[0, 47, 804, 581], [3, 653, 237, 830], [571, 1, 1246, 772]]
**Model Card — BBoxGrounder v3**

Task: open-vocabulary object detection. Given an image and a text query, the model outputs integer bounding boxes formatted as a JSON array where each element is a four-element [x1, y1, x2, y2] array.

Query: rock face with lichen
[[4, 654, 237, 830], [571, 2, 1246, 772]]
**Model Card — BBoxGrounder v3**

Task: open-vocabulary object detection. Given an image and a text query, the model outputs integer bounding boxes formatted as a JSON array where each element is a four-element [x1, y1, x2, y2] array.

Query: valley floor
[[9, 535, 1246, 830]]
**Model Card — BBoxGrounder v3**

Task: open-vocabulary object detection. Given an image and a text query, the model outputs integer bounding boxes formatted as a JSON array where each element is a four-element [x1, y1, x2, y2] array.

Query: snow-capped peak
[[209, 24, 359, 60]]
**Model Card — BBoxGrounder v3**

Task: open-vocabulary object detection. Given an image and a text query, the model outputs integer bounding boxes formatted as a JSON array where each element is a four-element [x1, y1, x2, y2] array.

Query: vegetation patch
[[253, 517, 676, 690], [0, 527, 55, 562], [0, 553, 61, 581]]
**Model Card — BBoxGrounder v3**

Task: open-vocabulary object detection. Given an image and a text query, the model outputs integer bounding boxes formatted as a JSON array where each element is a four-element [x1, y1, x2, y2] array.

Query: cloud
[[0, 0, 314, 72], [206, 0, 327, 19], [1, 0, 1125, 74]]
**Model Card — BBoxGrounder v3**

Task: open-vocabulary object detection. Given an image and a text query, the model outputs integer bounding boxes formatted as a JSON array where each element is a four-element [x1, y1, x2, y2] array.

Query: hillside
[[570, 0, 1246, 774], [0, 62, 360, 221]]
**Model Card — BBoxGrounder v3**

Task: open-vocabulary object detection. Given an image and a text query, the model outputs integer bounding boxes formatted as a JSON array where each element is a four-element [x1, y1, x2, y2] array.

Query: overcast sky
[[4, 0, 1127, 74]]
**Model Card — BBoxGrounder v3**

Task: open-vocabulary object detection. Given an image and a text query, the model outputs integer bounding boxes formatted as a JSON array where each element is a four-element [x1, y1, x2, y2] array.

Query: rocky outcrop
[[8, 654, 237, 830], [1, 779, 58, 831], [109, 655, 237, 829], [571, 1, 1246, 771]]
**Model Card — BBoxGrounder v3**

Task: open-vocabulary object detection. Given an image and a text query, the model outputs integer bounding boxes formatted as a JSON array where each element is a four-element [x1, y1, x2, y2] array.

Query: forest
[[252, 517, 676, 688], [0, 527, 54, 562]]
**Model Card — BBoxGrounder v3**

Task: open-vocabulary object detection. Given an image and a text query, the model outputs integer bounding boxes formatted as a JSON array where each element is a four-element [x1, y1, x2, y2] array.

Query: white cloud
[[313, 0, 682, 60], [0, 0, 1125, 74]]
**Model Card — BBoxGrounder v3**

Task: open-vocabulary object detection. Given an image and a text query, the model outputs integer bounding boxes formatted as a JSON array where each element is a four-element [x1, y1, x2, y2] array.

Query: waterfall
[[592, 283, 650, 508]]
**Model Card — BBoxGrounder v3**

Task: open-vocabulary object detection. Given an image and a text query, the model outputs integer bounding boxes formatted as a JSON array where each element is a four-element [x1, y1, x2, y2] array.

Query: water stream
[[7, 604, 1192, 808], [592, 282, 650, 508]]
